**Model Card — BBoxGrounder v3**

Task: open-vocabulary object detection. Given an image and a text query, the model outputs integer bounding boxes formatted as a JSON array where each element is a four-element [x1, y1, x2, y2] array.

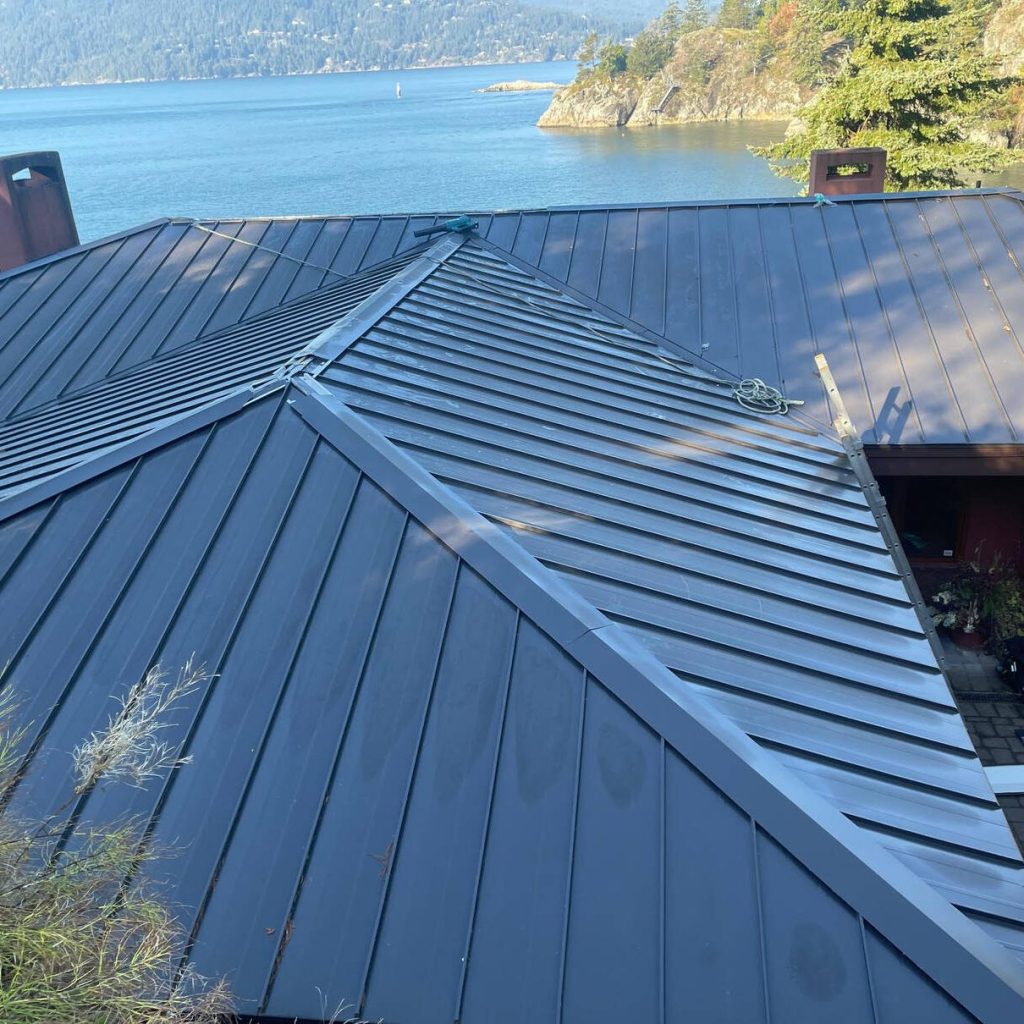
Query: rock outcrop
[[538, 28, 805, 128], [478, 80, 566, 93], [986, 0, 1024, 74], [537, 77, 642, 126]]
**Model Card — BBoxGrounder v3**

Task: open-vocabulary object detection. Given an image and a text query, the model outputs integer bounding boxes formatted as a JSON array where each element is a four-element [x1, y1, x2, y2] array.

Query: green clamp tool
[[414, 215, 479, 237]]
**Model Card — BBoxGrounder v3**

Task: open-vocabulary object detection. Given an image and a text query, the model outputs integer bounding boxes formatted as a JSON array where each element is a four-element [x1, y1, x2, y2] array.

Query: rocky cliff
[[986, 0, 1024, 74], [538, 28, 806, 128]]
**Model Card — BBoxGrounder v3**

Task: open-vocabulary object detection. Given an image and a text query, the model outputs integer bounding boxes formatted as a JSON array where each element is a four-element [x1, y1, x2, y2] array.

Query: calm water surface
[[8, 61, 1019, 242], [1, 62, 805, 241]]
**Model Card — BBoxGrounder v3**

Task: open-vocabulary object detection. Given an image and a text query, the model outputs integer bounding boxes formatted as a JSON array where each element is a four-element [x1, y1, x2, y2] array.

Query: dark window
[[885, 478, 964, 560]]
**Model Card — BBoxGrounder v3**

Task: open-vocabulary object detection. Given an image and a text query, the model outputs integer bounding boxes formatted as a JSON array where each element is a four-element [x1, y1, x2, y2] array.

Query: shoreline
[[0, 57, 577, 93]]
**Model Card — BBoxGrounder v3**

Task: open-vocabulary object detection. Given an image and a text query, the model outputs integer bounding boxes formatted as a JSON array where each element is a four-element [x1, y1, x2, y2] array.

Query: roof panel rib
[[1, 193, 1023, 1020], [3, 191, 1022, 441]]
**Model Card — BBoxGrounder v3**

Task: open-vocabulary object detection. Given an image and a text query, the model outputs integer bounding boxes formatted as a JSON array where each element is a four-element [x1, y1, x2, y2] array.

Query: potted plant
[[930, 571, 986, 648], [929, 557, 1024, 655], [988, 566, 1024, 665]]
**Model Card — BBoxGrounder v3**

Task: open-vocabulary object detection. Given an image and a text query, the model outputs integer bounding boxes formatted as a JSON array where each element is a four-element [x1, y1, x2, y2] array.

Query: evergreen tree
[[788, 3, 826, 84], [627, 26, 675, 78], [680, 0, 710, 34], [577, 30, 600, 71], [659, 0, 684, 39], [752, 0, 1015, 189], [717, 0, 758, 30], [596, 38, 629, 77]]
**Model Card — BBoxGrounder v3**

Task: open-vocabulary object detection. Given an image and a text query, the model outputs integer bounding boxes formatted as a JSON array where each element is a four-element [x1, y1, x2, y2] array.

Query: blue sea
[[5, 61, 1021, 243], [0, 62, 806, 241]]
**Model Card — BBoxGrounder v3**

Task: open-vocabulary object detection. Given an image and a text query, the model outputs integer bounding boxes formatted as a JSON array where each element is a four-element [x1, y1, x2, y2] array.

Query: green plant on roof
[[0, 660, 232, 1024], [751, 0, 1018, 190]]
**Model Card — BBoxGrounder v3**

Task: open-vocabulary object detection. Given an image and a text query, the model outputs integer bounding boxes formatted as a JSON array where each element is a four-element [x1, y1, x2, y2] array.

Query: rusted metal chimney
[[809, 148, 887, 196], [0, 152, 79, 272]]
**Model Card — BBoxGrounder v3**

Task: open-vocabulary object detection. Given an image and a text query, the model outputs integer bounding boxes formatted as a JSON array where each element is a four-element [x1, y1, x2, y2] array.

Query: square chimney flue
[[0, 151, 79, 272], [809, 147, 887, 196]]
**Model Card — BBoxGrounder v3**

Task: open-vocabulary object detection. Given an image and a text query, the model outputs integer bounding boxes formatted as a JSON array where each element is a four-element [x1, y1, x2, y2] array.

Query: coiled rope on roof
[[731, 378, 805, 416]]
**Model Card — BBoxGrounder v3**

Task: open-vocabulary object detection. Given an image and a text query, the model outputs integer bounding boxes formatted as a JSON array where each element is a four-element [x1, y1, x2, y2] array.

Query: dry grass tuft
[[0, 660, 233, 1024]]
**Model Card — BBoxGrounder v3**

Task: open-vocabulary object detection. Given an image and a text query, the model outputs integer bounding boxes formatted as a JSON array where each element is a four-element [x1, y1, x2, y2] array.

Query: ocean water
[[0, 62, 808, 242], [8, 61, 1021, 243]]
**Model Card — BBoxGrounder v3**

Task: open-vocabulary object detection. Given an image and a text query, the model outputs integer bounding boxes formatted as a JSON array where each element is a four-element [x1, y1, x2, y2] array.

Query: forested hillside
[[0, 0, 620, 88]]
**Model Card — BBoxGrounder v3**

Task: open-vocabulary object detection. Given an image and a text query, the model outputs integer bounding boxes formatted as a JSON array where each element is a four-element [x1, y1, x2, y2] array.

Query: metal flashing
[[318, 239, 1024, 959], [988, 767, 1024, 796], [303, 233, 467, 364], [0, 371, 1020, 1019]]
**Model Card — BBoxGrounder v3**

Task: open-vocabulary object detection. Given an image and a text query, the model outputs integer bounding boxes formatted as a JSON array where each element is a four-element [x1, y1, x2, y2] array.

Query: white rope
[[731, 378, 805, 416], [191, 222, 351, 281]]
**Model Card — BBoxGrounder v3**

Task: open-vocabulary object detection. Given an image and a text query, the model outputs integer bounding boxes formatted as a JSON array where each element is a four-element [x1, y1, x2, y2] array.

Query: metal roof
[[3, 191, 1024, 443], [0, 246, 423, 495], [0, 217, 437, 419], [1, 199, 1024, 1019], [469, 192, 1024, 446], [0, 378, 1021, 1022], [318, 239, 1024, 950]]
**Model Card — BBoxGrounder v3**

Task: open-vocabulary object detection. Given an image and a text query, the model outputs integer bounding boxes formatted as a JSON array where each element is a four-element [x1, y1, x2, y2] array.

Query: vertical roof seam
[[818, 208, 881, 439], [176, 445, 363, 978], [142, 221, 238, 362], [847, 202, 927, 444], [354, 555, 464, 1016], [881, 200, 972, 442], [916, 199, 1019, 443], [257, 502, 414, 1016], [451, 607, 522, 1021]]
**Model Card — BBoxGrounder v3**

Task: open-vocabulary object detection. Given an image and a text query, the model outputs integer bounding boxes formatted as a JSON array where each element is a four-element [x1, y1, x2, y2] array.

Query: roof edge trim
[[303, 233, 467, 364], [0, 218, 176, 283], [538, 187, 1022, 213], [194, 187, 1023, 225], [289, 374, 1024, 1022], [0, 381, 284, 521], [839, 435, 951, 680], [866, 443, 1024, 475]]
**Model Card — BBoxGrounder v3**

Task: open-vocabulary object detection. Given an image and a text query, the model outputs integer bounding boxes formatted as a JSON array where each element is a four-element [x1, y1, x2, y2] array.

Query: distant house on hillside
[[1, 153, 1024, 1021]]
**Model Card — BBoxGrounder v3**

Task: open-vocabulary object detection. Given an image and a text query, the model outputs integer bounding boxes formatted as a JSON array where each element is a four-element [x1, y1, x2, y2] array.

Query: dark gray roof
[[465, 192, 1024, 446], [2, 206, 1024, 1020], [0, 246, 423, 495], [0, 216, 437, 419], [318, 240, 1024, 948], [4, 191, 1024, 443], [0, 378, 1020, 1023]]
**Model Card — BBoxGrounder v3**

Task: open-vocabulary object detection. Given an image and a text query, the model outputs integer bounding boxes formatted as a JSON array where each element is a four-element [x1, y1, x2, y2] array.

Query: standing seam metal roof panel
[[318, 240, 1024, 947], [4, 191, 1023, 441], [0, 215, 443, 419], [0, 381, 1018, 1021], [0, 246, 426, 496]]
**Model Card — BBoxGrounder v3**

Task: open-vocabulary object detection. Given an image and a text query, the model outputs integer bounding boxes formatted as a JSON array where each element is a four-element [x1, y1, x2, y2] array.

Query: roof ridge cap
[[301, 233, 467, 366]]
